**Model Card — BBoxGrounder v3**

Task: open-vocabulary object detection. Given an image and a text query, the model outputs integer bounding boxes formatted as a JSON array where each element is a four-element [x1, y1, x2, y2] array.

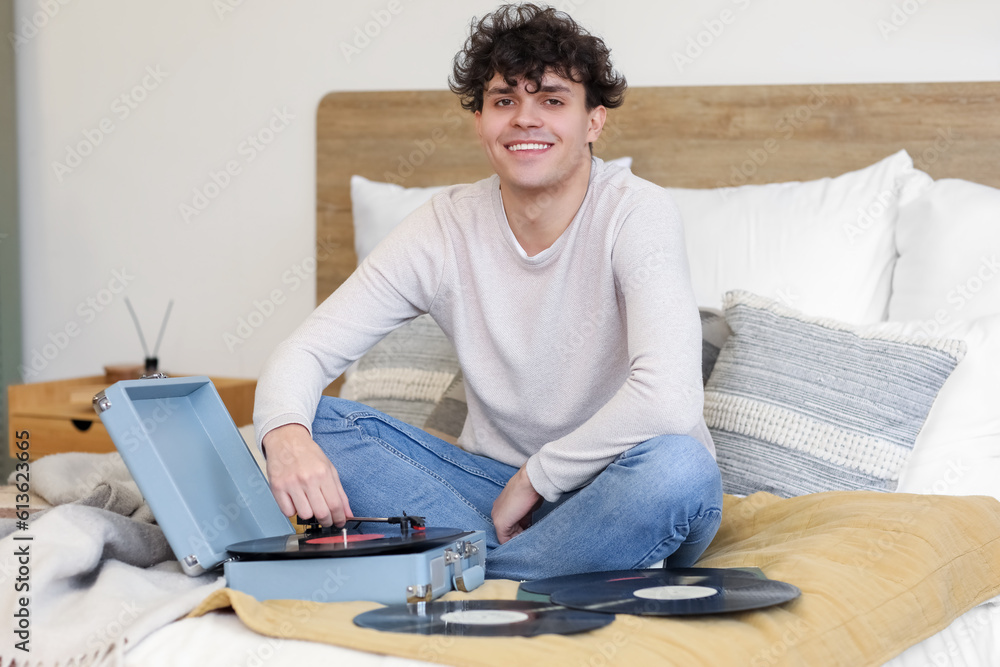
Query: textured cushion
[[706, 290, 966, 497], [339, 315, 459, 429], [670, 150, 931, 324], [889, 178, 1000, 323], [422, 371, 467, 445]]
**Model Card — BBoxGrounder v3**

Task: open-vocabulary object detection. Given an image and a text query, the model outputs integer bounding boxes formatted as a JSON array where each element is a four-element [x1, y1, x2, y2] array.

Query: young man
[[254, 3, 722, 581]]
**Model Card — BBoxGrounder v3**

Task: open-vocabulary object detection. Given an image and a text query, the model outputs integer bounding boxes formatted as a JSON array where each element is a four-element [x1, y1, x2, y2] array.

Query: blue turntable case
[[94, 376, 485, 603]]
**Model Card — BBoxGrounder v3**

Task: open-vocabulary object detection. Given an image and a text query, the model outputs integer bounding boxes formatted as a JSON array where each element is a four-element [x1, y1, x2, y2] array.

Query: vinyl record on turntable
[[227, 527, 472, 560], [548, 568, 800, 616], [354, 600, 614, 636]]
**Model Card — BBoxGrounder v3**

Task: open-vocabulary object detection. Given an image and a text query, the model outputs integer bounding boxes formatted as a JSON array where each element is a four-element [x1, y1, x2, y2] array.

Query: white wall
[[13, 0, 1000, 382]]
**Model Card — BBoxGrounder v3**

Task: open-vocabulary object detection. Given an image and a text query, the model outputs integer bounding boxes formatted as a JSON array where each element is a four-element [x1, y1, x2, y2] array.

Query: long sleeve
[[252, 198, 449, 448]]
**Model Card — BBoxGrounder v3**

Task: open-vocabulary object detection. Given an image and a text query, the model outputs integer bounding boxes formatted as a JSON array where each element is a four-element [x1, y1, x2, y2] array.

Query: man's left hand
[[492, 465, 543, 544]]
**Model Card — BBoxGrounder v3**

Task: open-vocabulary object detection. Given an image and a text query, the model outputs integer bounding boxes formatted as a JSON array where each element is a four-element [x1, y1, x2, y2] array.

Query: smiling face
[[475, 70, 606, 199]]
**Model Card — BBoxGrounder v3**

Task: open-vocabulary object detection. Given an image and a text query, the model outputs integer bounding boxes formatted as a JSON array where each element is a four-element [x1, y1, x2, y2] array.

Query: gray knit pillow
[[423, 370, 467, 444], [340, 314, 459, 428], [706, 290, 966, 497]]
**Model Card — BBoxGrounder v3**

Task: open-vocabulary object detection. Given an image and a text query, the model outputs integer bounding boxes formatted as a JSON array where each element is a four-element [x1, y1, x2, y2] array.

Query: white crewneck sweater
[[254, 157, 714, 502]]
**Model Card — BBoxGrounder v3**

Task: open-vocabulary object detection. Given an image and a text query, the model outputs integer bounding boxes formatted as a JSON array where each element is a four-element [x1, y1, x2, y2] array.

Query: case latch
[[446, 541, 483, 592], [92, 391, 112, 414]]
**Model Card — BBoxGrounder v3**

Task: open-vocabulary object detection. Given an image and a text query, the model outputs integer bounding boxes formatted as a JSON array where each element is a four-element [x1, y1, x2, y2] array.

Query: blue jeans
[[312, 397, 723, 581]]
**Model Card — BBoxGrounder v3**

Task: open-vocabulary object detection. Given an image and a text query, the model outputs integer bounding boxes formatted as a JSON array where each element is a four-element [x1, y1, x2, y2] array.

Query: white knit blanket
[[0, 453, 223, 667]]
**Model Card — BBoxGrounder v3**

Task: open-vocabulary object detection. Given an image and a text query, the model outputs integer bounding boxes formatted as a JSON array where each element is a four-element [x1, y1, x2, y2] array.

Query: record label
[[520, 567, 761, 597], [633, 585, 717, 601], [354, 600, 613, 636], [306, 534, 385, 544], [439, 610, 530, 625], [548, 569, 801, 616]]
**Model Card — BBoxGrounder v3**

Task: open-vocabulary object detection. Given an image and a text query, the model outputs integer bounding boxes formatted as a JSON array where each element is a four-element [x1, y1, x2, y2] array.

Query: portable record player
[[93, 375, 486, 604]]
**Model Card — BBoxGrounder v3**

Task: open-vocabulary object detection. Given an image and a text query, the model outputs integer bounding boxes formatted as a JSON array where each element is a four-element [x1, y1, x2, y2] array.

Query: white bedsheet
[[889, 596, 1000, 667], [124, 595, 1000, 667], [125, 612, 428, 667]]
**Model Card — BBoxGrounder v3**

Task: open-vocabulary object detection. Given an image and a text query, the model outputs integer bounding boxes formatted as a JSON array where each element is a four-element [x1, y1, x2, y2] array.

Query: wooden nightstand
[[7, 375, 256, 458]]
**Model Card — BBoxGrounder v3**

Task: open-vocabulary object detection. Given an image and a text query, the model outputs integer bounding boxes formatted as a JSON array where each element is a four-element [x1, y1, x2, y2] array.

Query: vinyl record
[[354, 600, 614, 636], [549, 568, 800, 616], [520, 567, 763, 597], [228, 527, 471, 560]]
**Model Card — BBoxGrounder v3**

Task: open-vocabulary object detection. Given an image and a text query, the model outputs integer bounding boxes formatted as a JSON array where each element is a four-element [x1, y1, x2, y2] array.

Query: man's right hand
[[261, 423, 353, 527]]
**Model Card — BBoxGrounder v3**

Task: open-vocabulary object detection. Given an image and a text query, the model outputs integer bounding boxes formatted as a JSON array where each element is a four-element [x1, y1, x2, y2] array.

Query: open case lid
[[94, 376, 294, 575]]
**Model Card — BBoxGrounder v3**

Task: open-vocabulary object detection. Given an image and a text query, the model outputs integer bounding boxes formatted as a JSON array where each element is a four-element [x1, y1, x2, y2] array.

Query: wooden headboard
[[317, 81, 1000, 304]]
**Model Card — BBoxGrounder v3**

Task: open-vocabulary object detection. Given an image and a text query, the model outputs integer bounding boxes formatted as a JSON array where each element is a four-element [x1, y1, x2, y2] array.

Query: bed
[[3, 81, 1000, 667]]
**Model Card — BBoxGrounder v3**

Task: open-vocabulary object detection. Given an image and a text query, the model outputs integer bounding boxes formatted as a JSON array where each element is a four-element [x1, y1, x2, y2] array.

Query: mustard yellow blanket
[[189, 491, 1000, 666]]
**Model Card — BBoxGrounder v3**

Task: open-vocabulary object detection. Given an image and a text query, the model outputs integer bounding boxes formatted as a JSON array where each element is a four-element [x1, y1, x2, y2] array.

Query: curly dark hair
[[449, 3, 627, 113]]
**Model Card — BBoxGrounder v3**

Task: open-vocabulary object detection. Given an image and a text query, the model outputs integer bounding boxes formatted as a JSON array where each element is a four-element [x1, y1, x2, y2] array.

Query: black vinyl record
[[228, 527, 471, 560], [548, 568, 800, 616], [354, 600, 614, 636], [520, 567, 762, 597]]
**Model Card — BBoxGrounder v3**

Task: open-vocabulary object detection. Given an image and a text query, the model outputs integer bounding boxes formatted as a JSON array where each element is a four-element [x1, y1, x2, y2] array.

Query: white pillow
[[350, 157, 634, 264], [884, 314, 1000, 501], [889, 178, 1000, 324], [350, 176, 446, 264], [669, 150, 931, 324]]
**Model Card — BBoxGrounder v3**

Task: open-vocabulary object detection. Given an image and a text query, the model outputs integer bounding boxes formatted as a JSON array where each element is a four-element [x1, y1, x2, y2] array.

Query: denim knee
[[621, 435, 723, 513], [314, 396, 371, 423]]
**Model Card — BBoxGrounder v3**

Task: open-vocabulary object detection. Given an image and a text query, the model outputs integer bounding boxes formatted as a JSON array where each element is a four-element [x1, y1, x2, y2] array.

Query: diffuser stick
[[124, 296, 151, 358], [152, 299, 174, 358]]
